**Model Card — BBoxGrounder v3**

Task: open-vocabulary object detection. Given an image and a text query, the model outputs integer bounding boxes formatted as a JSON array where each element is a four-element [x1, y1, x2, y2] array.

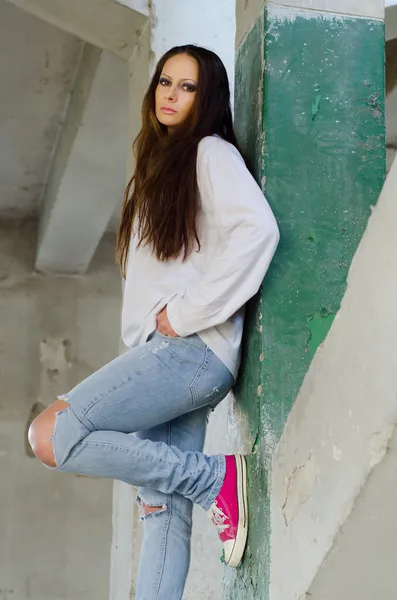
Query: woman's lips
[[161, 107, 177, 114]]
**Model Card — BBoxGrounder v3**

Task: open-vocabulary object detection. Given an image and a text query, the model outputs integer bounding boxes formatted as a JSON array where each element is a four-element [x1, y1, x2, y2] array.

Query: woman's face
[[155, 53, 199, 130]]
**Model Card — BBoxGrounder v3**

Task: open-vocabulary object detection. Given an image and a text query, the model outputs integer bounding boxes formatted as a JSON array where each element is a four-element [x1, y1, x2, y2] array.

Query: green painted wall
[[226, 6, 385, 599]]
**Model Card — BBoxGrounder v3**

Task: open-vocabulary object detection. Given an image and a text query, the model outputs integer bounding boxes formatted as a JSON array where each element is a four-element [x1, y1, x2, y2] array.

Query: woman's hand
[[156, 307, 180, 337]]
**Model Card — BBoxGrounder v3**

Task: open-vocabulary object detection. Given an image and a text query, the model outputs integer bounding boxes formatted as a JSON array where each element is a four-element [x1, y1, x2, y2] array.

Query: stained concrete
[[0, 219, 121, 600]]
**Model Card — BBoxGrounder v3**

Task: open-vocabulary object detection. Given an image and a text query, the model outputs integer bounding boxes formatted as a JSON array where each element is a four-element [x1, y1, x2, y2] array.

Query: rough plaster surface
[[270, 159, 397, 600], [306, 427, 397, 599], [0, 219, 121, 599]]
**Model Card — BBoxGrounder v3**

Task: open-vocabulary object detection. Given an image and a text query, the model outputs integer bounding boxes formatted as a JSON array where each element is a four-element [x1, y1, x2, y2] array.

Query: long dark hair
[[116, 45, 240, 277]]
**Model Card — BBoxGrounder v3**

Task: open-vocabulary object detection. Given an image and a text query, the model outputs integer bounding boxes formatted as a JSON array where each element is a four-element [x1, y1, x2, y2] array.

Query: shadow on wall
[[386, 38, 397, 94], [386, 38, 397, 171]]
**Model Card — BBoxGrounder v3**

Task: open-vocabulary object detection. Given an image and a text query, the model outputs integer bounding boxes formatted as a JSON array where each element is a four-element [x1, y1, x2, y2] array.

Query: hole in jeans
[[49, 396, 71, 467], [136, 495, 168, 520]]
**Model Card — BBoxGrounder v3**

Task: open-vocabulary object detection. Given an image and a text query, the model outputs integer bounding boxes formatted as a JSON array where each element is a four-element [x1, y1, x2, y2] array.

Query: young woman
[[28, 45, 279, 598]]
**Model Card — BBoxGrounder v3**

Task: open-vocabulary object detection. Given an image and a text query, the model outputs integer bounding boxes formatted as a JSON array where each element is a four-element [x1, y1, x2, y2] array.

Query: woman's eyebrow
[[162, 72, 198, 84]]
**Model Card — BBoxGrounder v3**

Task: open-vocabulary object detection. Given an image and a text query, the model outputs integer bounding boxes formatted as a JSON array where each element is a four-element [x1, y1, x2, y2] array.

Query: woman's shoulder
[[197, 135, 243, 163]]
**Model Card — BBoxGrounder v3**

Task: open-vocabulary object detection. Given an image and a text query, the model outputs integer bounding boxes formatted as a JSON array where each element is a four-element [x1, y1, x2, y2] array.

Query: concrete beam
[[4, 0, 147, 59], [307, 422, 397, 600], [35, 45, 128, 274], [113, 0, 149, 17], [270, 157, 397, 600]]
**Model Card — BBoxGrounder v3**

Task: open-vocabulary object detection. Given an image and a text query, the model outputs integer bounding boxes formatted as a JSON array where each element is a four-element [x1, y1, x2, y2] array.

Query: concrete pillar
[[36, 47, 128, 274], [230, 1, 385, 599]]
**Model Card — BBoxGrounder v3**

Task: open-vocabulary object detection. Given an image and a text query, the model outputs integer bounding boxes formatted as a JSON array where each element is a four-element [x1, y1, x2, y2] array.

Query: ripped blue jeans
[[50, 331, 234, 600]]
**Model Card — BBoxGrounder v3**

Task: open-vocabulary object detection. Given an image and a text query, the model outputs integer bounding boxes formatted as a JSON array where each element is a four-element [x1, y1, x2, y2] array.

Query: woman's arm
[[166, 138, 280, 337]]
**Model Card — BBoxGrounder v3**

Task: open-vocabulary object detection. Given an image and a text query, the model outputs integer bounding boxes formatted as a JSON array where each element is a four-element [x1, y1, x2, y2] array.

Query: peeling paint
[[306, 311, 336, 355], [311, 93, 322, 120], [267, 5, 346, 27]]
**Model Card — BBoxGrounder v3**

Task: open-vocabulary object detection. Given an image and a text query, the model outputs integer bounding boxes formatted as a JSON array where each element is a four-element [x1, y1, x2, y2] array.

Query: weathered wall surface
[[271, 154, 397, 600], [230, 3, 385, 599], [0, 220, 121, 600]]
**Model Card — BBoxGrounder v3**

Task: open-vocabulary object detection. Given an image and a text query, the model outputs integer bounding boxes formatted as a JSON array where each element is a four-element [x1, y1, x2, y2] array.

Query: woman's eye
[[159, 78, 170, 86]]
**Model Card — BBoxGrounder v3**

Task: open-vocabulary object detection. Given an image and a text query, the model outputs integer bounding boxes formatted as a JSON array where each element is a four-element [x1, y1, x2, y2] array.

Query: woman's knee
[[28, 399, 69, 467]]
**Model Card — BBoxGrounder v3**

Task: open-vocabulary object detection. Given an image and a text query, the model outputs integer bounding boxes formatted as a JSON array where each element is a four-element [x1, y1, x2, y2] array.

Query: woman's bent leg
[[29, 332, 233, 509], [134, 407, 208, 600], [53, 414, 223, 510]]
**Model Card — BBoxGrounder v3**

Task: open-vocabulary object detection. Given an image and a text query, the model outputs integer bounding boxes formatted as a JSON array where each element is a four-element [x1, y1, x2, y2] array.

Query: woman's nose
[[165, 87, 176, 101]]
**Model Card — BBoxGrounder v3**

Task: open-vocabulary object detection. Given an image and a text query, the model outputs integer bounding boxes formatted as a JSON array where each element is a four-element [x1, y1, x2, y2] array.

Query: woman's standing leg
[[134, 407, 209, 600]]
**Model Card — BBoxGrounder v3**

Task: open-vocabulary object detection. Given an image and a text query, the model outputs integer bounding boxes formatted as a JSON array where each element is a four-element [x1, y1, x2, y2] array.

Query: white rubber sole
[[226, 454, 248, 568]]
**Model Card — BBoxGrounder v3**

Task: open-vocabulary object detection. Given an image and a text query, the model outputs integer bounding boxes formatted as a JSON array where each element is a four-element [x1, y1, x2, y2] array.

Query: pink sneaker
[[207, 454, 248, 568]]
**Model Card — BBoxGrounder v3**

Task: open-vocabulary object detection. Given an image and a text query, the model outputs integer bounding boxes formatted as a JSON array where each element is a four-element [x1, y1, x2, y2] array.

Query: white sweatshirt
[[121, 135, 280, 378]]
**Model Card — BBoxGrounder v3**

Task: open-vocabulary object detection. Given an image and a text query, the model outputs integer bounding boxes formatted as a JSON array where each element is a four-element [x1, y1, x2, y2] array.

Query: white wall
[[0, 220, 121, 600], [150, 0, 236, 102]]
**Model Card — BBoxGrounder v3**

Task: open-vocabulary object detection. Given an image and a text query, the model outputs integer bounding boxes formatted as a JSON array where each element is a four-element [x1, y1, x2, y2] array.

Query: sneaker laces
[[209, 501, 230, 534]]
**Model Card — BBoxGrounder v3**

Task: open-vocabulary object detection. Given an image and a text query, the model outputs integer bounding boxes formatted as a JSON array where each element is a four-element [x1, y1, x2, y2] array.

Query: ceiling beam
[[4, 0, 148, 59]]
